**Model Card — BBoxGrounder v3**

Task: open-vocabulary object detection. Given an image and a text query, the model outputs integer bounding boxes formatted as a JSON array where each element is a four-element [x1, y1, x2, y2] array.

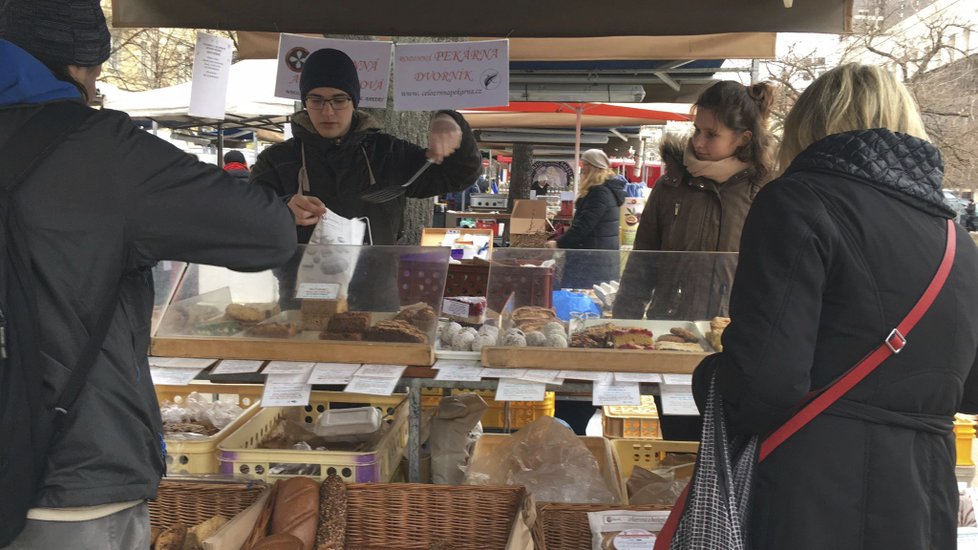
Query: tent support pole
[[574, 107, 582, 196], [217, 123, 225, 168]]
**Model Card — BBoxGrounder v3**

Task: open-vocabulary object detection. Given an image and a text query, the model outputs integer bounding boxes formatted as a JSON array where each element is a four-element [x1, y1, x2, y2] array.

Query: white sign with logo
[[188, 33, 234, 119], [275, 34, 393, 108], [393, 39, 509, 111]]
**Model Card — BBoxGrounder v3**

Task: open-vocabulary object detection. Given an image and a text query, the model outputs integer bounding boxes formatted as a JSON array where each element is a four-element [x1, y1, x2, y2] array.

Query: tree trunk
[[508, 143, 534, 212]]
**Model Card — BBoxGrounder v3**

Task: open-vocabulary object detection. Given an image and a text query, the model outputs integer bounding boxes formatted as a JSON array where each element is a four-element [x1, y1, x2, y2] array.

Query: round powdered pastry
[[501, 331, 527, 347], [478, 324, 500, 338], [525, 331, 548, 347], [319, 256, 349, 275], [451, 330, 477, 351], [548, 334, 568, 348], [542, 321, 566, 336], [440, 322, 463, 346], [471, 334, 495, 352]]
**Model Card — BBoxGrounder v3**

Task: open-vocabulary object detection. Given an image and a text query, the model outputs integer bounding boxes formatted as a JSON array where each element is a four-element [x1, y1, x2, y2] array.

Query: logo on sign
[[286, 47, 311, 72], [482, 69, 501, 90]]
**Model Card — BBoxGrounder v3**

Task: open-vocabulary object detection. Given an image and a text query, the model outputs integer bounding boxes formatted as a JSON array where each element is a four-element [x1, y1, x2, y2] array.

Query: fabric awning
[[111, 0, 852, 36], [236, 32, 777, 61], [460, 102, 692, 129]]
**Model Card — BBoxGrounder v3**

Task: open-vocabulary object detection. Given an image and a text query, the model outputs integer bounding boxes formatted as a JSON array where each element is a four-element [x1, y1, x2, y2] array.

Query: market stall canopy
[[236, 32, 777, 61], [111, 0, 852, 36], [460, 102, 692, 129], [102, 59, 294, 130]]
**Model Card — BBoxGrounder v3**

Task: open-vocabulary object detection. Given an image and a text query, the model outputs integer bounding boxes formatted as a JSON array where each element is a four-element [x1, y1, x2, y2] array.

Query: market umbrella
[[462, 102, 691, 190]]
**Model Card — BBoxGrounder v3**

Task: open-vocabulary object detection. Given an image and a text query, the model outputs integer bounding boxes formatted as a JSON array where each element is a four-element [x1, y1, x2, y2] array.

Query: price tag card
[[518, 369, 560, 384], [592, 381, 642, 406], [614, 372, 663, 384], [481, 368, 527, 379], [150, 367, 205, 386], [308, 363, 361, 385], [345, 376, 400, 396], [262, 362, 316, 376], [433, 360, 481, 370], [355, 364, 407, 378], [661, 385, 700, 415], [295, 282, 340, 299], [435, 365, 485, 382], [662, 374, 693, 386], [262, 377, 312, 407], [560, 370, 614, 382], [211, 360, 264, 375], [495, 379, 547, 402]]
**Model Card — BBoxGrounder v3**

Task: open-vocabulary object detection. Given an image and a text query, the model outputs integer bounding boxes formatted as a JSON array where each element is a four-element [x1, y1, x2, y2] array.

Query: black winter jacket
[[251, 110, 482, 245], [694, 129, 978, 550], [0, 103, 295, 509], [557, 175, 626, 250]]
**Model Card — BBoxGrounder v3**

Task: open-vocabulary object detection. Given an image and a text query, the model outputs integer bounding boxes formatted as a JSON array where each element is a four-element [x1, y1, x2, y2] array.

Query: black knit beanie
[[0, 0, 111, 67], [299, 48, 361, 108], [224, 150, 246, 165]]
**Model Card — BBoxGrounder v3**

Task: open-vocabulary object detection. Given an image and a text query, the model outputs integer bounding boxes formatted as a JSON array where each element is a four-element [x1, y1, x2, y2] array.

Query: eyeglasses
[[305, 95, 353, 111]]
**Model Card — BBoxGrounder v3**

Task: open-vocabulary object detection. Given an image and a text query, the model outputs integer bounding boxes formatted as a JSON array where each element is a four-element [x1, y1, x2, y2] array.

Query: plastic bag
[[160, 392, 244, 437], [552, 290, 601, 321], [464, 416, 620, 504]]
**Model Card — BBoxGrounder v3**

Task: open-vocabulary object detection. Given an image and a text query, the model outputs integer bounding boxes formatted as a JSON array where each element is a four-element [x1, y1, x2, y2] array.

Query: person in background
[[251, 48, 482, 246], [692, 63, 978, 550], [0, 1, 296, 547], [965, 199, 977, 231], [531, 178, 551, 197], [613, 79, 777, 441], [223, 150, 250, 184]]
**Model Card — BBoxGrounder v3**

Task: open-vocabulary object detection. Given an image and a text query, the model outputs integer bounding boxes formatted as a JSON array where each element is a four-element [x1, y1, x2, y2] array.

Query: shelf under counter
[[480, 346, 708, 374], [150, 336, 435, 366]]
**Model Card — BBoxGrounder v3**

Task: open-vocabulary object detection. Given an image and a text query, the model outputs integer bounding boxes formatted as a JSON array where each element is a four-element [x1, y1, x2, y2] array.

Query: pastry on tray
[[669, 327, 699, 343], [226, 302, 281, 323], [708, 316, 731, 352], [326, 312, 372, 334], [611, 328, 655, 349], [394, 302, 438, 333], [656, 341, 705, 353], [365, 319, 428, 343], [318, 331, 364, 342], [246, 321, 300, 339], [441, 296, 487, 324]]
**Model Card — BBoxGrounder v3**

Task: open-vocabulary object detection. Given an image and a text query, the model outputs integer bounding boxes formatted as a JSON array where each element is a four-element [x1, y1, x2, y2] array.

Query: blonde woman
[[692, 63, 978, 549], [547, 149, 626, 288]]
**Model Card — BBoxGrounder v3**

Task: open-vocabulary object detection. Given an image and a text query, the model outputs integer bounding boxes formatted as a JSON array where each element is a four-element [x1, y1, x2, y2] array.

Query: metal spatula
[[360, 159, 434, 204]]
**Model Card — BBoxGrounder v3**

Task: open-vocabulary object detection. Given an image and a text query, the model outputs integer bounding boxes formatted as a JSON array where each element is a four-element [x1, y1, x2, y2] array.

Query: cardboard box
[[510, 200, 549, 235]]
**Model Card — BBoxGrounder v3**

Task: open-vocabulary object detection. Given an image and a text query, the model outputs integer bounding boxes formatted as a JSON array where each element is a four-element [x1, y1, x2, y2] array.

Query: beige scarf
[[682, 143, 751, 184]]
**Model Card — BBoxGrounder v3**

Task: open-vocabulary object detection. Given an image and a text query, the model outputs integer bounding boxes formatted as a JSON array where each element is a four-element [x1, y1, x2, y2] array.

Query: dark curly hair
[[694, 80, 777, 180]]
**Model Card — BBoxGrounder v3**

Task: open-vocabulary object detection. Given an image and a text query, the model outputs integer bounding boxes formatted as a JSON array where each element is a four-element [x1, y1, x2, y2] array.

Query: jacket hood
[[291, 109, 383, 148], [786, 129, 955, 219], [605, 175, 627, 206], [0, 40, 81, 107], [659, 133, 687, 184]]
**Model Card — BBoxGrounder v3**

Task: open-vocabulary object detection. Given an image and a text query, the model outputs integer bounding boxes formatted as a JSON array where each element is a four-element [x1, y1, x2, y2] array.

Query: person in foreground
[[0, 1, 296, 547], [692, 63, 978, 549]]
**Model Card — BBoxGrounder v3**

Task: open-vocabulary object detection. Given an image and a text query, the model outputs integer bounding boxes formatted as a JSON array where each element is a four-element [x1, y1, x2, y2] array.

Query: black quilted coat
[[693, 129, 978, 549]]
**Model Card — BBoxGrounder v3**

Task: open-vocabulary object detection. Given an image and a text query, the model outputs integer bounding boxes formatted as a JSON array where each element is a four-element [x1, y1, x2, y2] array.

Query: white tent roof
[[101, 59, 295, 125]]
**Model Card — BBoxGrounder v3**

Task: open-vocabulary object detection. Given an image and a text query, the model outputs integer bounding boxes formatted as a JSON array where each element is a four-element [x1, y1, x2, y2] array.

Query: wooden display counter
[[151, 337, 435, 366], [481, 346, 707, 374]]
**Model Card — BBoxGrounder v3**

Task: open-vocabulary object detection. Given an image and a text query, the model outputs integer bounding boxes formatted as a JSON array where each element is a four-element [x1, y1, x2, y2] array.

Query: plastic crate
[[421, 389, 555, 430], [156, 383, 264, 475], [602, 395, 661, 439], [611, 439, 699, 480], [396, 252, 449, 306], [472, 433, 627, 504], [445, 262, 490, 297], [217, 392, 408, 482], [486, 263, 554, 313]]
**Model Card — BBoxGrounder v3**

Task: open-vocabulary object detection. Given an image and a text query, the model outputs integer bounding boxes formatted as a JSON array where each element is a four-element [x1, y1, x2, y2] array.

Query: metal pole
[[407, 378, 423, 483], [574, 107, 583, 196], [217, 123, 225, 168]]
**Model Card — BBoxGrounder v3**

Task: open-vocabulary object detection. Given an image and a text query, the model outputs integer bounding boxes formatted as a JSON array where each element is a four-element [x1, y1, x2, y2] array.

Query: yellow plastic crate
[[218, 392, 408, 482], [421, 389, 556, 430], [156, 383, 264, 475], [602, 395, 661, 439], [611, 439, 699, 480]]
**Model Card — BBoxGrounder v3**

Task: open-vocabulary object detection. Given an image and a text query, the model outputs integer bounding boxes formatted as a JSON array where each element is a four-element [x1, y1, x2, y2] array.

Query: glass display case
[[154, 245, 450, 357]]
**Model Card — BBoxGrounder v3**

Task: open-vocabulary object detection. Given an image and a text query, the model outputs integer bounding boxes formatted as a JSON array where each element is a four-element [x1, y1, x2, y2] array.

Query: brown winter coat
[[613, 136, 768, 320]]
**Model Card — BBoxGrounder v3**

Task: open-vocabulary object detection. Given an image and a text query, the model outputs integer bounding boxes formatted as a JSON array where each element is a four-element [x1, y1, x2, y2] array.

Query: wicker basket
[[533, 503, 672, 550], [343, 483, 527, 550], [148, 479, 268, 531]]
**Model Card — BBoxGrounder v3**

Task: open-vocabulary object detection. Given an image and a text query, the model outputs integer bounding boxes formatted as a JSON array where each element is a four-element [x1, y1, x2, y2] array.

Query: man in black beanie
[[0, 1, 296, 548], [252, 47, 483, 245]]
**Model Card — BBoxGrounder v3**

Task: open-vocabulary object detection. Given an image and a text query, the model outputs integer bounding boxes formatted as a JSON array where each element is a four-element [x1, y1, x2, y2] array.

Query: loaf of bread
[[183, 515, 228, 550], [365, 319, 428, 343], [154, 523, 187, 550], [316, 474, 347, 550], [271, 477, 320, 550], [252, 534, 306, 550], [327, 312, 372, 334], [393, 302, 438, 333]]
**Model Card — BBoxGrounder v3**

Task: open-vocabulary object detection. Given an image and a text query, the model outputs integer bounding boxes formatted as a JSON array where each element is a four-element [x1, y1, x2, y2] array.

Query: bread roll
[[316, 474, 347, 550], [184, 515, 228, 550], [252, 534, 306, 550], [154, 524, 187, 550], [270, 477, 320, 550]]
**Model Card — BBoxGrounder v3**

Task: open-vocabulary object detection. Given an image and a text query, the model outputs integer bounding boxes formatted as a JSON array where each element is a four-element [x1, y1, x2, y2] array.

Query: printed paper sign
[[481, 368, 527, 379], [296, 283, 340, 300], [435, 365, 484, 382], [275, 34, 393, 108], [308, 363, 362, 385], [211, 360, 264, 375], [345, 376, 400, 396], [441, 299, 472, 319], [518, 369, 560, 384], [150, 367, 204, 386], [393, 39, 509, 111], [355, 364, 407, 378], [262, 361, 316, 377], [614, 372, 663, 384], [262, 377, 312, 407], [661, 384, 700, 415], [662, 374, 693, 386], [433, 360, 481, 370], [188, 33, 234, 119], [560, 370, 614, 382], [495, 379, 546, 402], [592, 382, 642, 406]]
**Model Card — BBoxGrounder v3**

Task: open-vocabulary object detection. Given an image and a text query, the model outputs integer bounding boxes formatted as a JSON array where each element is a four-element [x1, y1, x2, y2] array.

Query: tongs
[[359, 159, 434, 204]]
